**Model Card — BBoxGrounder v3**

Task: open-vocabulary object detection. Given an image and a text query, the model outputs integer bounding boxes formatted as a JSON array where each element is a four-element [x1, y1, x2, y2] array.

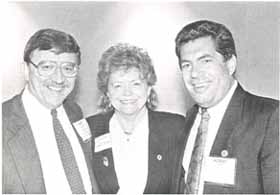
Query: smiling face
[[179, 36, 236, 108], [107, 67, 151, 117], [27, 49, 79, 109]]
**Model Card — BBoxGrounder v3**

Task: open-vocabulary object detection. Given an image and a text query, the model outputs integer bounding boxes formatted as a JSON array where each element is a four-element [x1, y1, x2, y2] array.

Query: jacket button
[[157, 154, 162, 161], [103, 156, 109, 167], [221, 150, 228, 157]]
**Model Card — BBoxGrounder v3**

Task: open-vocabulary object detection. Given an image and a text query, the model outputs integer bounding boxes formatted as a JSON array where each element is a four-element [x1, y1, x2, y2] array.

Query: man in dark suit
[[173, 20, 279, 194], [3, 29, 99, 194]]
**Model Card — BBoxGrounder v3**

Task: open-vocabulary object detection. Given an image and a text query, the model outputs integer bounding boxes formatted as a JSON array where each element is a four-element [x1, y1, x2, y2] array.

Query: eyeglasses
[[29, 60, 79, 77]]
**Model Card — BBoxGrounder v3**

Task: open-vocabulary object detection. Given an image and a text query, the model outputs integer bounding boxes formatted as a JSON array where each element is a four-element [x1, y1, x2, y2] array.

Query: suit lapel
[[7, 95, 46, 193], [63, 101, 100, 193], [71, 125, 99, 194], [210, 84, 246, 157], [144, 110, 165, 192], [184, 105, 199, 145], [174, 105, 198, 193], [76, 137, 100, 193], [181, 105, 199, 162], [94, 147, 118, 193], [92, 112, 119, 193]]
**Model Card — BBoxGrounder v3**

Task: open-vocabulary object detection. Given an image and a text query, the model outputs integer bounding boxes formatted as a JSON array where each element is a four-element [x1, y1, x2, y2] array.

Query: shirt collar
[[110, 106, 148, 136], [22, 86, 63, 115]]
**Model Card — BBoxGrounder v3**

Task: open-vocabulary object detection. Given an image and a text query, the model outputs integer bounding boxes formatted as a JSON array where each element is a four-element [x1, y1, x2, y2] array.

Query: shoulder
[[243, 90, 279, 114], [63, 99, 83, 121], [150, 110, 185, 122], [236, 88, 279, 141], [2, 94, 22, 117], [2, 94, 24, 126], [86, 111, 113, 136], [149, 110, 185, 133], [86, 111, 112, 125], [64, 99, 83, 114], [231, 85, 279, 119], [87, 111, 108, 121], [2, 94, 25, 141], [149, 111, 186, 150]]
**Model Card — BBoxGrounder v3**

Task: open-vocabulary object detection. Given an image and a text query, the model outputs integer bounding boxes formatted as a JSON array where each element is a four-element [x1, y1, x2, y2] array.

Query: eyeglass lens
[[36, 61, 78, 77]]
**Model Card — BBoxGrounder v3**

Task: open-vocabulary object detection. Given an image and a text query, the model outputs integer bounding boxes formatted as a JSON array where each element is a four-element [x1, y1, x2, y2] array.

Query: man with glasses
[[3, 28, 99, 194]]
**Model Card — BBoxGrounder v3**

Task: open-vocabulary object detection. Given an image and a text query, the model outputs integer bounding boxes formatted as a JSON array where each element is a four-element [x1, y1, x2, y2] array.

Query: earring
[[104, 95, 113, 111], [108, 101, 112, 109]]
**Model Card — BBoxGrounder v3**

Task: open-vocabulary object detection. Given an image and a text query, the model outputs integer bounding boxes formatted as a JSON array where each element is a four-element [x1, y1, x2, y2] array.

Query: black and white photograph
[[2, 1, 279, 194]]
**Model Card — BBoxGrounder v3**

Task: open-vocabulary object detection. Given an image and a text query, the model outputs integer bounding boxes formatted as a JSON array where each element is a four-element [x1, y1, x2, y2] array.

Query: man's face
[[179, 36, 235, 108], [27, 49, 79, 109]]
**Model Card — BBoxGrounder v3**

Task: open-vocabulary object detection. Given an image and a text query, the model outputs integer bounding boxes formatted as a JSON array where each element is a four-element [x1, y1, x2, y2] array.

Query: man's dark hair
[[175, 20, 236, 68], [24, 28, 81, 65]]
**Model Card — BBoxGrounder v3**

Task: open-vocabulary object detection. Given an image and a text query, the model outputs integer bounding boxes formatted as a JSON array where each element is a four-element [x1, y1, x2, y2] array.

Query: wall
[[2, 2, 279, 117]]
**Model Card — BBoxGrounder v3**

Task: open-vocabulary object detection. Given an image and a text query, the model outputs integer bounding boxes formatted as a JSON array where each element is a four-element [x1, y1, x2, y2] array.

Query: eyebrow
[[131, 79, 142, 82], [197, 54, 213, 61], [180, 54, 213, 63], [180, 59, 191, 64], [110, 79, 142, 84]]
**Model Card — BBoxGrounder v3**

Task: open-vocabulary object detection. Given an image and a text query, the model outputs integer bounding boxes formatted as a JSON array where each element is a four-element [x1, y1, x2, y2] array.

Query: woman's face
[[107, 67, 151, 117]]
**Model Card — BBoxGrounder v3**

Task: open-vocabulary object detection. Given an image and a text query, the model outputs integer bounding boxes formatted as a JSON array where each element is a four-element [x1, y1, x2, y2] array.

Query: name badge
[[95, 133, 112, 153], [204, 156, 236, 186], [73, 119, 92, 142]]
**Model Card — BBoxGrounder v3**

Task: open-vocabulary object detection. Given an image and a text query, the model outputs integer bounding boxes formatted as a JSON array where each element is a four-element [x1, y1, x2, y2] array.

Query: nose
[[52, 66, 65, 83], [123, 84, 133, 96], [190, 64, 200, 78]]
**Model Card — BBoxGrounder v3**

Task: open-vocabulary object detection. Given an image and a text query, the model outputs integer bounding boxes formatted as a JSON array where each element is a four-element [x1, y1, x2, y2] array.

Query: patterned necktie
[[185, 108, 210, 194], [51, 109, 86, 194]]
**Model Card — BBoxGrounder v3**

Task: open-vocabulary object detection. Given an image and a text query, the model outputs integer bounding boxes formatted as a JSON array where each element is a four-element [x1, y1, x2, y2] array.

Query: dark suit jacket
[[86, 109, 185, 194], [174, 84, 279, 194], [2, 94, 99, 194]]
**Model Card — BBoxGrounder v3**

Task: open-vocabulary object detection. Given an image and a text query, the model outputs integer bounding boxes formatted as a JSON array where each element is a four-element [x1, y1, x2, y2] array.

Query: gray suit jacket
[[174, 84, 279, 194], [2, 94, 99, 194]]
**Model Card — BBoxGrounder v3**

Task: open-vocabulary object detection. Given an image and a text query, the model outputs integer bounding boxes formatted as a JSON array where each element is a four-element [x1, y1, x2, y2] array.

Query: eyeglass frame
[[28, 60, 80, 77]]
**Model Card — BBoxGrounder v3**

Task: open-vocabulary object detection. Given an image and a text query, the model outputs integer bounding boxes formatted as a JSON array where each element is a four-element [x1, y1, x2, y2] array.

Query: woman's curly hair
[[97, 43, 158, 112]]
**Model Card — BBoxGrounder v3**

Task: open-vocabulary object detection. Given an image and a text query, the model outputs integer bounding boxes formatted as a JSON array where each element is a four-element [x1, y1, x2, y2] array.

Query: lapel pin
[[103, 156, 109, 167], [221, 150, 228, 157], [157, 154, 162, 161]]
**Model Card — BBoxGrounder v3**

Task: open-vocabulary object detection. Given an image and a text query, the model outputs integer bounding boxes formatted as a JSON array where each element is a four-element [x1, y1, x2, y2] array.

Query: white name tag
[[204, 156, 236, 186], [95, 133, 112, 153], [73, 119, 92, 142]]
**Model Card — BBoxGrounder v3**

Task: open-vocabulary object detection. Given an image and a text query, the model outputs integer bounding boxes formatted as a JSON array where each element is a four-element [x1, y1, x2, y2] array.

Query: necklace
[[124, 130, 133, 141]]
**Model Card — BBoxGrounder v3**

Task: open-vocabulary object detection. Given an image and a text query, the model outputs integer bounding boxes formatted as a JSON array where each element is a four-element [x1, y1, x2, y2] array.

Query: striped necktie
[[51, 109, 86, 194], [185, 108, 210, 194]]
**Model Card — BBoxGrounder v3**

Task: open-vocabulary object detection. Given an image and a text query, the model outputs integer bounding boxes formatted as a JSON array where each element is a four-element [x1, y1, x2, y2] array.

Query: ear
[[23, 61, 30, 81], [106, 90, 113, 101], [226, 55, 237, 75], [147, 86, 152, 95]]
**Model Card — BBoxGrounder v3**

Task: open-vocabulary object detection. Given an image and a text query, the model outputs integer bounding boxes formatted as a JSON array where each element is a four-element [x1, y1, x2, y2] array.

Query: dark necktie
[[51, 109, 86, 194], [185, 108, 210, 194]]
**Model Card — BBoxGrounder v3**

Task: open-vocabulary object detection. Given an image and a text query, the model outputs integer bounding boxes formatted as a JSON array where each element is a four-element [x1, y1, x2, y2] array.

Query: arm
[[260, 106, 279, 193]]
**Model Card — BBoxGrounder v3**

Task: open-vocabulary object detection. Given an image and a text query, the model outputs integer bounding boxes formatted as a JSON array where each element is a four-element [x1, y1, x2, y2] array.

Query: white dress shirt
[[110, 107, 149, 195], [22, 87, 91, 194], [183, 80, 237, 194]]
